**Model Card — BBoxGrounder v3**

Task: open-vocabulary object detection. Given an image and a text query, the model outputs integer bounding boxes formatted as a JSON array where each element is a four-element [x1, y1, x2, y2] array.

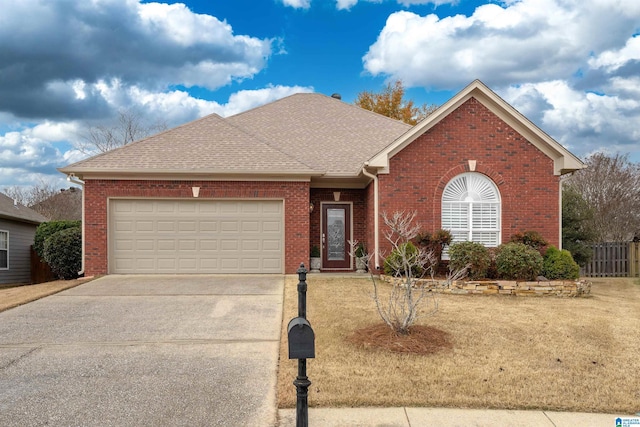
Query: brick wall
[[377, 97, 560, 256], [83, 180, 309, 275]]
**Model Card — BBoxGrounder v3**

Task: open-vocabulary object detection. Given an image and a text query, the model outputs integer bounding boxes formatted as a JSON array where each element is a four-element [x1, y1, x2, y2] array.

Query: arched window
[[442, 172, 501, 247]]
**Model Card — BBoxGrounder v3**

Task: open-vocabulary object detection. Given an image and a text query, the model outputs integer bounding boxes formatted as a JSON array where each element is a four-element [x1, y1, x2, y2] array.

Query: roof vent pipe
[[331, 93, 342, 100]]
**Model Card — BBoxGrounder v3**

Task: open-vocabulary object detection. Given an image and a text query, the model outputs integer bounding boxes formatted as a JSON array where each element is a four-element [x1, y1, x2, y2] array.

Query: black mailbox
[[287, 317, 315, 359]]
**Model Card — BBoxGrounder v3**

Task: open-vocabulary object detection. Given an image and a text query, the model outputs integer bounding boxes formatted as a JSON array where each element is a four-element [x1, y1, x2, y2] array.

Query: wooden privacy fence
[[581, 242, 640, 277], [30, 246, 55, 284]]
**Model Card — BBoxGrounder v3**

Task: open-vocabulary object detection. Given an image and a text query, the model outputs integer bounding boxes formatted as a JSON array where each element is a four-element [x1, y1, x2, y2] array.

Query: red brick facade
[[83, 180, 309, 275], [377, 97, 560, 256], [82, 98, 563, 276]]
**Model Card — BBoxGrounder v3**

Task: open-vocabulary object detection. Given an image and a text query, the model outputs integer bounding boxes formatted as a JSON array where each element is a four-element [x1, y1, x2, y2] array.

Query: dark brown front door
[[322, 204, 351, 269]]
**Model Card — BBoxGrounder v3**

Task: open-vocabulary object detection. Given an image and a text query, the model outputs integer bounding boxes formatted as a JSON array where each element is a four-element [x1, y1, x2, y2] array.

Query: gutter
[[66, 174, 85, 276], [361, 163, 380, 270]]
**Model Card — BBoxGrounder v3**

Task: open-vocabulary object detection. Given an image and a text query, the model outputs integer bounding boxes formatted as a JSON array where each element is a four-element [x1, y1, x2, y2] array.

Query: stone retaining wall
[[380, 276, 591, 297]]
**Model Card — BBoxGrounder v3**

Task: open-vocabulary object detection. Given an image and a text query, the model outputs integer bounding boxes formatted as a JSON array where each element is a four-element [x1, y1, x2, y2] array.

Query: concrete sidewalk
[[277, 407, 629, 426]]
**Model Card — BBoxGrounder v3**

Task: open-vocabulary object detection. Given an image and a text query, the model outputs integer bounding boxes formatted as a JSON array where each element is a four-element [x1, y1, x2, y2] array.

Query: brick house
[[60, 80, 584, 275]]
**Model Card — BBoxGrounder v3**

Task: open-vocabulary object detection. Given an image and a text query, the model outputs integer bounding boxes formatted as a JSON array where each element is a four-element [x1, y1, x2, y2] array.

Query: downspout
[[67, 174, 85, 276], [362, 163, 380, 270], [558, 172, 575, 251]]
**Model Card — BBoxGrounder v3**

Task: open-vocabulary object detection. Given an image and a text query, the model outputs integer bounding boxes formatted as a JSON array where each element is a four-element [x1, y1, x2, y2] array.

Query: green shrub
[[510, 230, 548, 253], [417, 229, 452, 264], [43, 227, 82, 280], [34, 220, 81, 258], [543, 246, 580, 280], [383, 241, 423, 277], [495, 242, 543, 281], [310, 245, 320, 258], [448, 241, 491, 280]]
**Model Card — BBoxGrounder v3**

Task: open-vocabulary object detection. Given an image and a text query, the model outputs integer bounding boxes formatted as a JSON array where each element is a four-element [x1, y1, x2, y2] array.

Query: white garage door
[[109, 199, 283, 274]]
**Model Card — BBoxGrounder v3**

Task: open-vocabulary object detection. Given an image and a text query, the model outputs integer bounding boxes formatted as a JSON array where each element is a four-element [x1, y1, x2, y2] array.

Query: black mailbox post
[[288, 317, 315, 359], [288, 263, 315, 427]]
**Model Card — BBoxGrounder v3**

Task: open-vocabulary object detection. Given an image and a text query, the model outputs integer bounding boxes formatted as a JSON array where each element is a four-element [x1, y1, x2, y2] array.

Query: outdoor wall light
[[309, 202, 314, 213]]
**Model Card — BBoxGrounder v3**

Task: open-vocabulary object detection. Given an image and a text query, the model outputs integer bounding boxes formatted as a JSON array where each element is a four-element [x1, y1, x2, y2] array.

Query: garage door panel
[[262, 258, 281, 269], [110, 200, 283, 273], [220, 259, 239, 269], [262, 221, 281, 232], [199, 240, 218, 251], [262, 240, 281, 251], [242, 221, 259, 232], [136, 240, 155, 251], [136, 221, 154, 232], [242, 240, 260, 251], [157, 221, 175, 232], [199, 221, 217, 232], [200, 258, 218, 269]]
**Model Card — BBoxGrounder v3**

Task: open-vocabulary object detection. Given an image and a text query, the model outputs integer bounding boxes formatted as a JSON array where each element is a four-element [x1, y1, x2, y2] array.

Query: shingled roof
[[60, 93, 411, 179], [0, 193, 47, 224], [226, 93, 412, 176]]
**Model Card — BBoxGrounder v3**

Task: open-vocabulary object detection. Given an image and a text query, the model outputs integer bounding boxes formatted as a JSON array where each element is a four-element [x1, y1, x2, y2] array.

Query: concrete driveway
[[0, 275, 284, 427]]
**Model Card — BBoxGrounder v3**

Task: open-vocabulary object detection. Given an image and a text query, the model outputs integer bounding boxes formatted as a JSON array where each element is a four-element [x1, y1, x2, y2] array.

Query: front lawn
[[277, 276, 640, 414]]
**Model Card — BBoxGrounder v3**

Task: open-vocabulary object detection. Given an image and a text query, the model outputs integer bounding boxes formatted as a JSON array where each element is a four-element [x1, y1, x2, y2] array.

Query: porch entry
[[321, 203, 351, 269]]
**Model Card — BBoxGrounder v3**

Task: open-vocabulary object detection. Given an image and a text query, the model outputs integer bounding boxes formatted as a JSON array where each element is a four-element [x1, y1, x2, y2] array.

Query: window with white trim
[[442, 172, 500, 248], [0, 230, 8, 269]]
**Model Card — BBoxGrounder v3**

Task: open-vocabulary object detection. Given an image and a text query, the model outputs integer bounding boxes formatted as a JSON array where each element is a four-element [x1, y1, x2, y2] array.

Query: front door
[[322, 204, 351, 269]]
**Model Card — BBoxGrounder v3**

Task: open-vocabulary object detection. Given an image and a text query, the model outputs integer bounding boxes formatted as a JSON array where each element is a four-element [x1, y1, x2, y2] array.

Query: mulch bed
[[348, 323, 453, 355]]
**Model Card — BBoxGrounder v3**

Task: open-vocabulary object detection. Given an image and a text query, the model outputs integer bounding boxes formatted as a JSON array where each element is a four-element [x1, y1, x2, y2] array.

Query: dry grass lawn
[[277, 275, 640, 414], [0, 277, 96, 312]]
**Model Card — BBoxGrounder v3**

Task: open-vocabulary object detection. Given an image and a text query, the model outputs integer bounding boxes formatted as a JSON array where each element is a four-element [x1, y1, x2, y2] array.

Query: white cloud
[[502, 81, 640, 159], [0, 131, 66, 187], [363, 0, 640, 88], [336, 0, 359, 10], [588, 35, 640, 72], [220, 85, 314, 117], [281, 0, 312, 9], [0, 0, 273, 120]]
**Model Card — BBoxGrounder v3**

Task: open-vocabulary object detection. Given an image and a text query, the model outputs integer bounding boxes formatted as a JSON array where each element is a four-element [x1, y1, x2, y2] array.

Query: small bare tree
[[352, 211, 438, 335], [77, 108, 167, 155]]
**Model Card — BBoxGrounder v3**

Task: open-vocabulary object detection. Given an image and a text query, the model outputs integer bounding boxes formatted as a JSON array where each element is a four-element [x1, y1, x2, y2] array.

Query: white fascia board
[[60, 170, 321, 182]]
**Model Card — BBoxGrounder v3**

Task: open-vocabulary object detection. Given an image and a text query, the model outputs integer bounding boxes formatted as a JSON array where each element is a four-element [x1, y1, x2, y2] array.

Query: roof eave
[[0, 213, 45, 225], [58, 167, 325, 181]]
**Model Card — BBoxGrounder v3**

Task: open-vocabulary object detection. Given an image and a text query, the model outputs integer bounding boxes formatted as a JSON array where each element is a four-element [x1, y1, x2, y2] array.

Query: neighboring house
[[60, 80, 584, 275], [0, 193, 48, 284], [31, 187, 82, 221]]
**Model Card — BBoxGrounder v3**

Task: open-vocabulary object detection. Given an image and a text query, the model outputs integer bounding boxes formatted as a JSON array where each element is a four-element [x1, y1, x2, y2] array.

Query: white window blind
[[442, 173, 500, 250]]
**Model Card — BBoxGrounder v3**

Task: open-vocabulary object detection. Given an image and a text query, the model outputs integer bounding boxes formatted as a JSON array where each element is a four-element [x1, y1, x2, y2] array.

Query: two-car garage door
[[109, 199, 283, 274]]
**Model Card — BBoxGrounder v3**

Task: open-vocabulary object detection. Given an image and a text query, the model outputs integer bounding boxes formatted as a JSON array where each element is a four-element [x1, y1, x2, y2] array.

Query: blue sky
[[1, 0, 639, 190]]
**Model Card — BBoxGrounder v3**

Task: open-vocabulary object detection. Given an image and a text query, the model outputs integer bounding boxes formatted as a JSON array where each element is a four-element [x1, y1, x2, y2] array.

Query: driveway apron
[[0, 275, 284, 427]]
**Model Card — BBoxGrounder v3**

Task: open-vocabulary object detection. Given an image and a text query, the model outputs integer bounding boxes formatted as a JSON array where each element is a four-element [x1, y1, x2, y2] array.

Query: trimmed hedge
[[543, 246, 580, 280], [43, 227, 82, 280], [495, 242, 543, 281], [34, 220, 81, 258], [448, 241, 491, 280]]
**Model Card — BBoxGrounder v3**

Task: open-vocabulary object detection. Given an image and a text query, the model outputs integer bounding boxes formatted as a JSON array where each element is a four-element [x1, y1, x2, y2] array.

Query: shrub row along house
[[59, 80, 584, 275]]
